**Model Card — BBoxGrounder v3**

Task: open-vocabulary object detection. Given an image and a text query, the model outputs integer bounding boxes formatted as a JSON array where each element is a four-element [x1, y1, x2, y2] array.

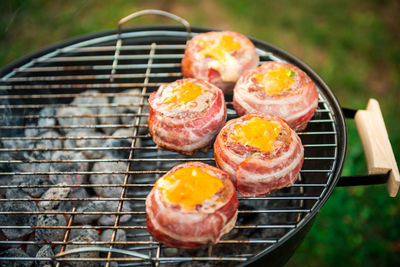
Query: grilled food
[[182, 31, 259, 94], [146, 162, 238, 249], [148, 78, 226, 155], [233, 62, 318, 131], [214, 113, 304, 197]]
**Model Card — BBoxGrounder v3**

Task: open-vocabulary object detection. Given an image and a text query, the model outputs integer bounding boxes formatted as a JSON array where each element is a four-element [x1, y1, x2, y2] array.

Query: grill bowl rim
[[0, 25, 347, 266]]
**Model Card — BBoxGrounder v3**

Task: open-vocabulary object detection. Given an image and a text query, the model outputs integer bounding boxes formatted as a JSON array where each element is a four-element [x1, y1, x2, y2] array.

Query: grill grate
[[0, 29, 338, 266]]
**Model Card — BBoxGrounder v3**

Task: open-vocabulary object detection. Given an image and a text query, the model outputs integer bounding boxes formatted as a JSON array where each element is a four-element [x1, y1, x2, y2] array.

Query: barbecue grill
[[0, 10, 398, 267]]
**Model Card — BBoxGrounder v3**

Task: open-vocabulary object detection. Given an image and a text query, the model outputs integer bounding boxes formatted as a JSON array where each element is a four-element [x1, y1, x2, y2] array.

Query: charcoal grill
[[0, 10, 398, 267]]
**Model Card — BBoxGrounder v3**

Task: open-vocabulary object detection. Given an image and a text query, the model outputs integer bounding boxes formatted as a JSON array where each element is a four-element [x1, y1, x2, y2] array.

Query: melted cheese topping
[[197, 35, 241, 63], [156, 166, 224, 210], [162, 82, 207, 110], [230, 117, 281, 152], [254, 67, 295, 95]]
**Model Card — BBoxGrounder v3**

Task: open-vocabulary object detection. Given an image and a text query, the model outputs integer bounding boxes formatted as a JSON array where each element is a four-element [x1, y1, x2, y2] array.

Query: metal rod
[[1, 72, 181, 84], [0, 26, 340, 266], [8, 63, 181, 73], [0, 82, 162, 90]]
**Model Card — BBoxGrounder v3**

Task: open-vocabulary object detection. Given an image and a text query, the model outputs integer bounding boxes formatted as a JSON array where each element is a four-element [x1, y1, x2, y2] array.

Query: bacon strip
[[148, 79, 226, 155], [146, 162, 238, 249], [214, 113, 304, 197], [182, 31, 259, 94], [233, 62, 319, 131]]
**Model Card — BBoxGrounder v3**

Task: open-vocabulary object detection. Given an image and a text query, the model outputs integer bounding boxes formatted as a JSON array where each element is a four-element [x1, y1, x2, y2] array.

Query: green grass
[[1, 0, 399, 266]]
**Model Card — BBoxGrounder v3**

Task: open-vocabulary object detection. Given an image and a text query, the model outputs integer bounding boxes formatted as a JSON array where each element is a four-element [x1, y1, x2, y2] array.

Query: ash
[[38, 185, 72, 211], [57, 107, 97, 134], [97, 200, 132, 226], [104, 128, 140, 159], [0, 200, 38, 239], [100, 229, 127, 248], [71, 90, 108, 114], [112, 88, 148, 134], [65, 131, 105, 159], [74, 198, 106, 224], [113, 88, 141, 115], [0, 248, 33, 267], [35, 213, 67, 242], [89, 159, 128, 198], [99, 107, 120, 135], [49, 151, 89, 186], [6, 175, 52, 199], [24, 107, 56, 137], [35, 245, 54, 267], [13, 130, 62, 173], [64, 234, 99, 267]]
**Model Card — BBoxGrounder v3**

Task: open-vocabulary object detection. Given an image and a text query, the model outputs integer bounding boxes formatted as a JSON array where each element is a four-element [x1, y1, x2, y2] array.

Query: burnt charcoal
[[35, 245, 54, 267], [69, 228, 99, 241], [97, 201, 132, 226], [6, 175, 53, 198], [74, 199, 106, 224], [1, 136, 33, 162], [64, 235, 99, 267], [0, 200, 38, 239], [5, 186, 31, 199], [113, 88, 148, 134], [0, 248, 33, 267], [38, 186, 71, 211], [24, 108, 56, 137], [71, 90, 108, 113], [99, 261, 118, 267], [49, 151, 89, 186], [26, 243, 40, 258], [100, 229, 126, 248], [0, 174, 12, 197], [64, 131, 104, 159], [14, 131, 62, 173], [113, 88, 141, 115], [25, 131, 62, 159], [57, 107, 97, 134], [104, 129, 140, 159], [0, 146, 13, 197], [121, 105, 148, 135], [99, 107, 120, 135], [69, 187, 90, 200], [89, 160, 127, 198], [35, 213, 66, 242]]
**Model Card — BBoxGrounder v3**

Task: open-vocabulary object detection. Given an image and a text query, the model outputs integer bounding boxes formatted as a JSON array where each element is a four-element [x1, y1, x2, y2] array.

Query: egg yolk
[[155, 166, 224, 210], [162, 82, 207, 110], [197, 35, 241, 63], [253, 67, 295, 95], [230, 117, 281, 152]]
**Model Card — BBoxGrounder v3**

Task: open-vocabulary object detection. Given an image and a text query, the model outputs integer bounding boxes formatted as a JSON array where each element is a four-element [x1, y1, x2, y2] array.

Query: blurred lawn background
[[1, 0, 399, 266]]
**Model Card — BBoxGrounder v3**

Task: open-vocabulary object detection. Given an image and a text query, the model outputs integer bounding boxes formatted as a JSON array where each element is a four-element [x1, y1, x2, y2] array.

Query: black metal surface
[[342, 107, 357, 119], [337, 172, 390, 187], [0, 25, 348, 266]]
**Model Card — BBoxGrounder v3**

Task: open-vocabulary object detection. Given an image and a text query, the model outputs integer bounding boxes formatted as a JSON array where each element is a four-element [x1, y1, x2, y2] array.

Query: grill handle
[[110, 9, 191, 81], [339, 99, 399, 197]]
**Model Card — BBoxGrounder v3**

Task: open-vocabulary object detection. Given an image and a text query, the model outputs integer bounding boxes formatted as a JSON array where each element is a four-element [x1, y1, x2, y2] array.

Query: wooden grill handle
[[354, 98, 399, 197]]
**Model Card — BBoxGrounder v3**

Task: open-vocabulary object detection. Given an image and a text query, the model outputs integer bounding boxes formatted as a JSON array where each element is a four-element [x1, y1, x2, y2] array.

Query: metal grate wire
[[0, 29, 338, 266]]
